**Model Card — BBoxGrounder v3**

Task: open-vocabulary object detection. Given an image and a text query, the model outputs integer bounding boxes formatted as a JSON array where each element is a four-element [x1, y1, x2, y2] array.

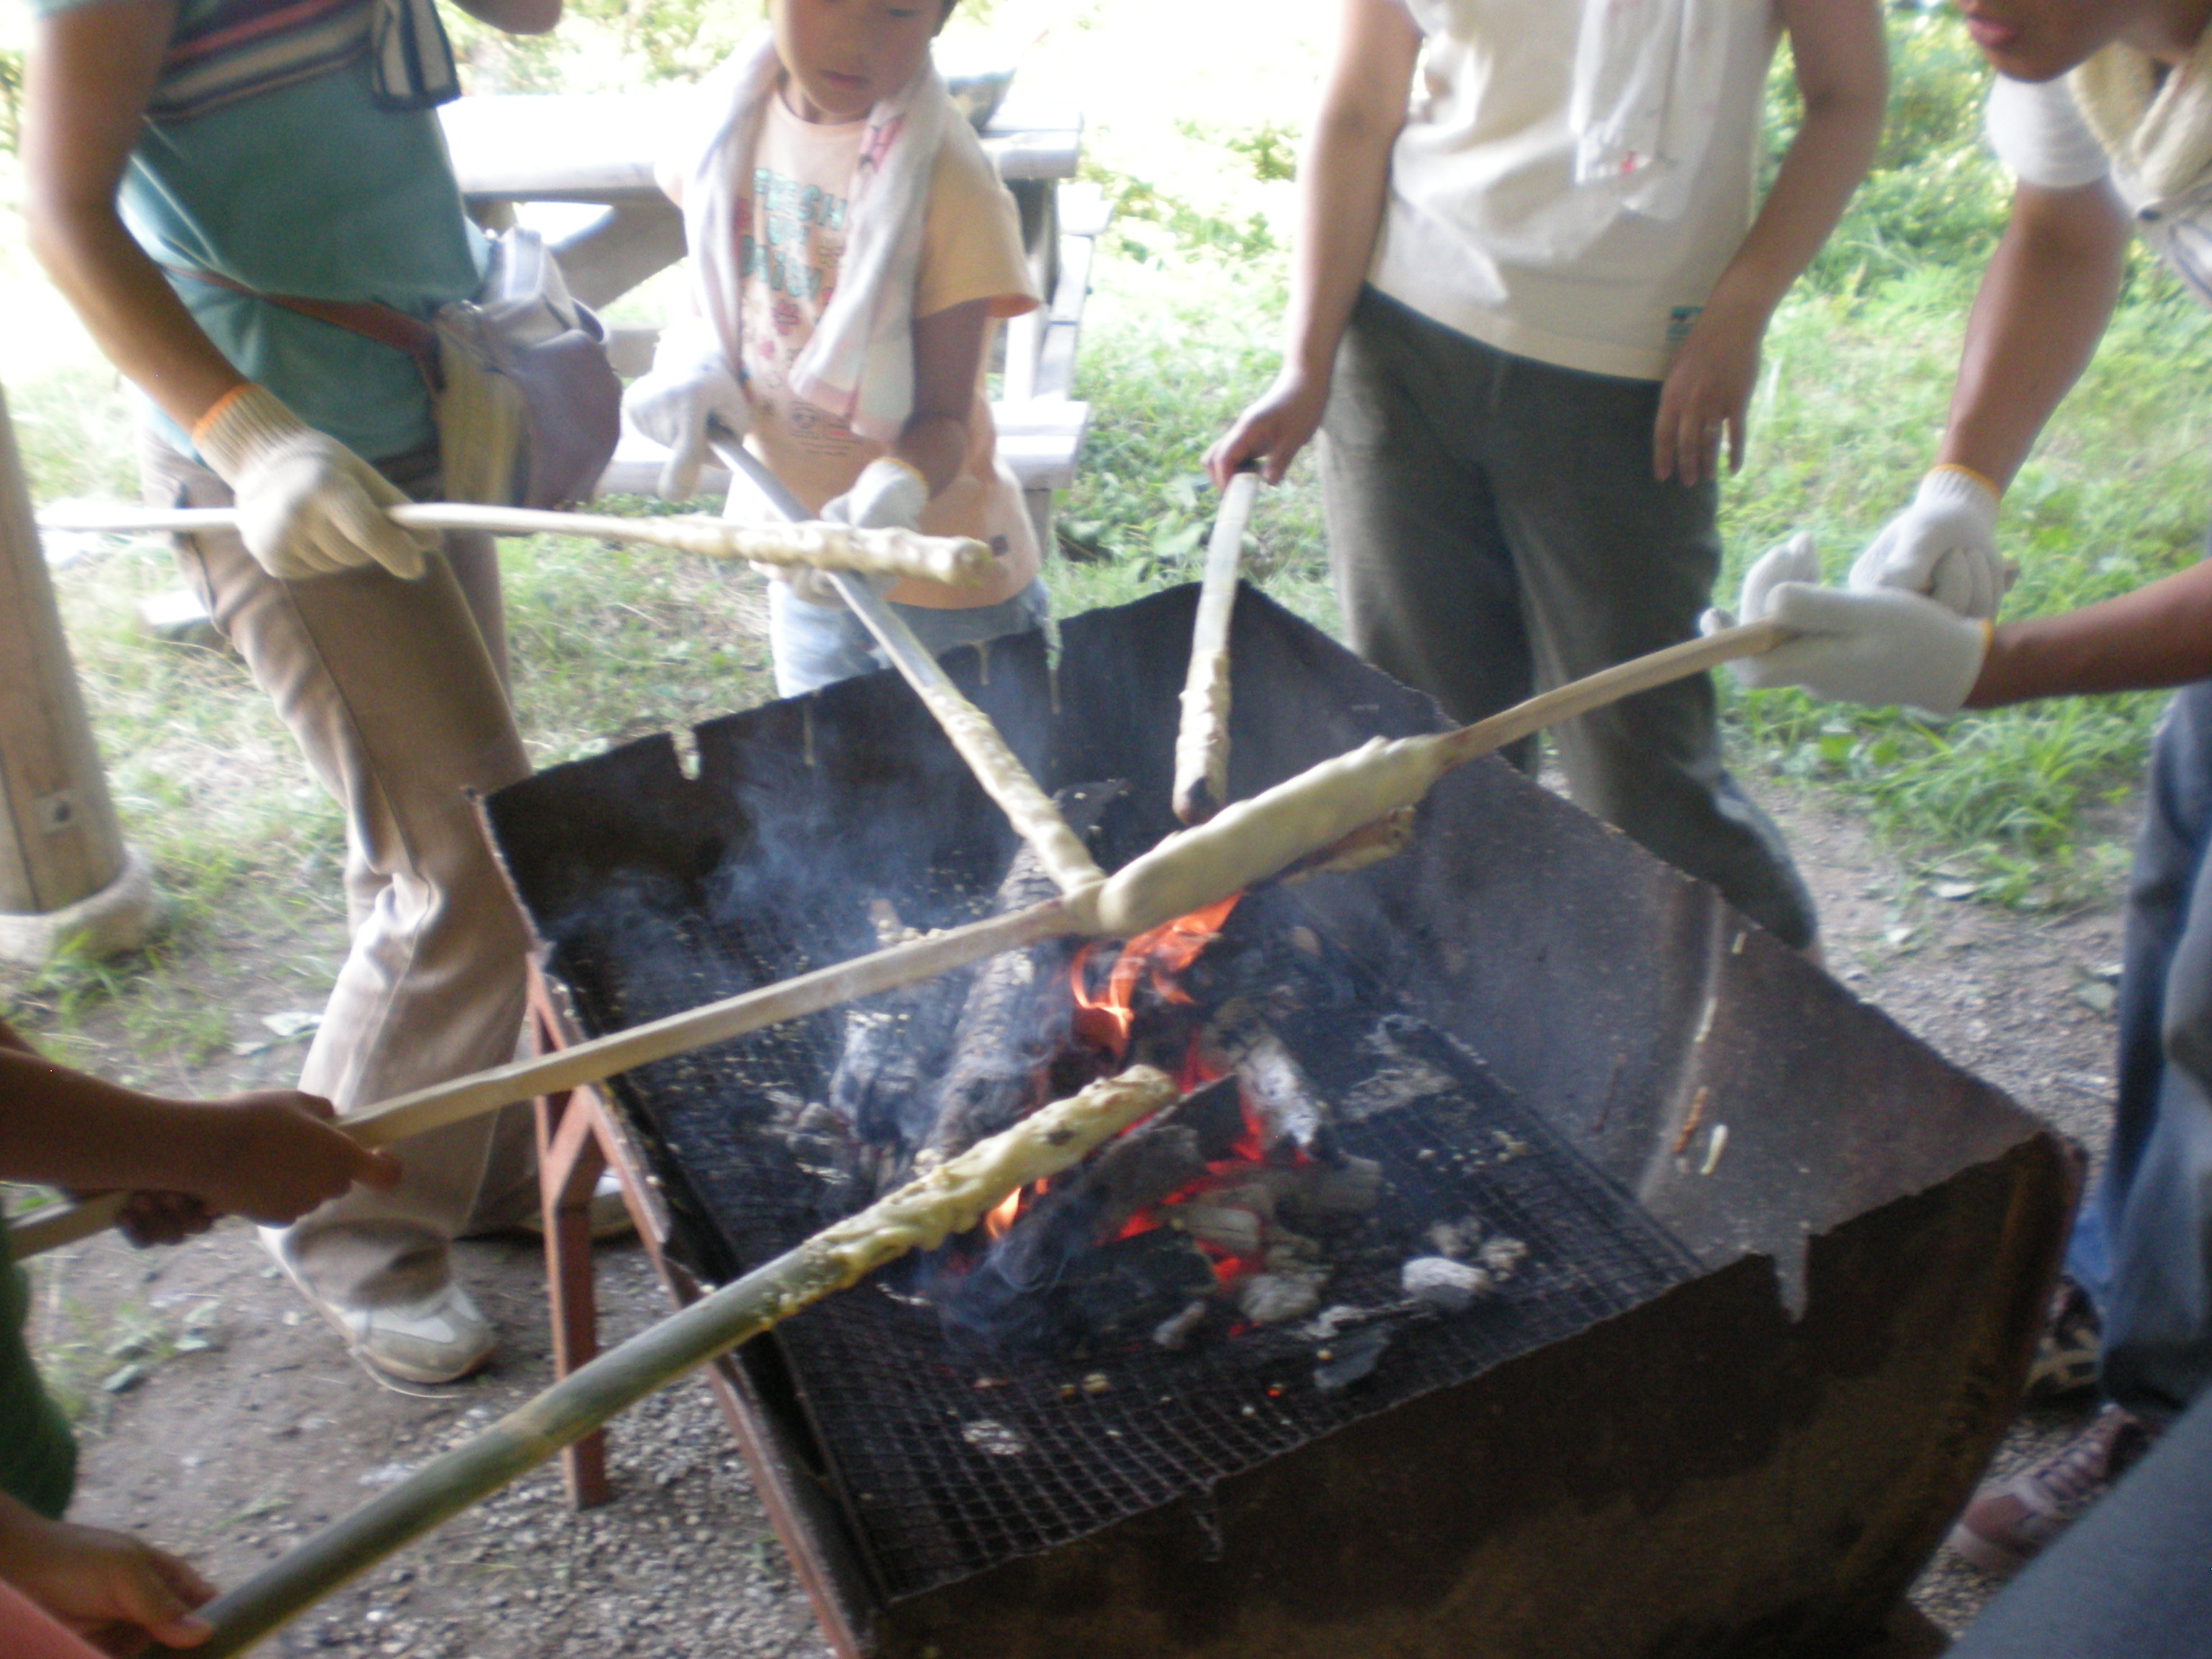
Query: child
[[622, 0, 1047, 696], [1, 1015, 397, 1650], [1204, 0, 1887, 953]]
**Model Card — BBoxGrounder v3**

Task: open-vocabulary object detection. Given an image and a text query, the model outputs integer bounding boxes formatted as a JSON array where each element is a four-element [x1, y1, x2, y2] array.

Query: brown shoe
[[1948, 1405, 2151, 1575]]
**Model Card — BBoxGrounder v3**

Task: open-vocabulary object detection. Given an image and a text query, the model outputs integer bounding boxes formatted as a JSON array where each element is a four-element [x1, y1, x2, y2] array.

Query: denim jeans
[[770, 575, 1053, 698], [1317, 285, 1816, 947], [2067, 677, 2212, 1424]]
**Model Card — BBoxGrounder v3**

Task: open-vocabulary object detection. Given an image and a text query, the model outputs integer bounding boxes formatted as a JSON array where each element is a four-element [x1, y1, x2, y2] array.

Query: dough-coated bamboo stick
[[174, 1069, 1179, 1658], [36, 503, 994, 588], [1172, 468, 1260, 825]]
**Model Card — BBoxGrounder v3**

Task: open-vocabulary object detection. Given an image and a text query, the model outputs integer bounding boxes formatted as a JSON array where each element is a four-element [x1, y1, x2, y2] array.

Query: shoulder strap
[[168, 266, 444, 392]]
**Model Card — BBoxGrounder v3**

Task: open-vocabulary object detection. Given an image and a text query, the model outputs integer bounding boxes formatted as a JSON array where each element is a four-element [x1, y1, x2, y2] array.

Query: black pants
[[1318, 286, 1817, 948]]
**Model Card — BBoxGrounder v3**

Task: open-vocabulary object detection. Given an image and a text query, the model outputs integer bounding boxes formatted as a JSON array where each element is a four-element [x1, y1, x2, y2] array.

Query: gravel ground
[[20, 774, 2138, 1653]]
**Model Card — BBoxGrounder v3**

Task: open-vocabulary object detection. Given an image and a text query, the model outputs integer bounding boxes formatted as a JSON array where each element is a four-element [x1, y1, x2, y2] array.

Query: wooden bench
[[441, 91, 1100, 549]]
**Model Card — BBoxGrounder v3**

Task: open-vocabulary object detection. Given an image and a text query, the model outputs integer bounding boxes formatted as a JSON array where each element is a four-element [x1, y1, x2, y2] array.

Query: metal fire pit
[[482, 585, 2072, 1659]]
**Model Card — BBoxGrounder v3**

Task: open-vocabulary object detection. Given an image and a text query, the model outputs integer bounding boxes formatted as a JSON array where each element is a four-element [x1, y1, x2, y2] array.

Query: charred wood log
[[913, 781, 1130, 1174], [1197, 997, 1339, 1164]]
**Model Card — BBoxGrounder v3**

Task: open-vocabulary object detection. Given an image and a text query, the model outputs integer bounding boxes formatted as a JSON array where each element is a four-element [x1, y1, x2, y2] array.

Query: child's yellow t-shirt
[[737, 95, 1042, 608]]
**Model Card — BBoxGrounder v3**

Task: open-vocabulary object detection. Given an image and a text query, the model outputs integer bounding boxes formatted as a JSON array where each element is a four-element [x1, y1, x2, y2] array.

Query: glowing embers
[[932, 894, 1385, 1357], [1069, 893, 1241, 1055]]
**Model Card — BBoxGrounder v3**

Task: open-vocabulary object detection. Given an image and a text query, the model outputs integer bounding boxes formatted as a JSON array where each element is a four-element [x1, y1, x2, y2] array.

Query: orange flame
[[1069, 893, 1243, 1056]]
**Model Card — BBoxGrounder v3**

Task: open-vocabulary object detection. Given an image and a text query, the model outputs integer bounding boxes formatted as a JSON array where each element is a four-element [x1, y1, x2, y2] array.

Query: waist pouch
[[174, 228, 621, 510]]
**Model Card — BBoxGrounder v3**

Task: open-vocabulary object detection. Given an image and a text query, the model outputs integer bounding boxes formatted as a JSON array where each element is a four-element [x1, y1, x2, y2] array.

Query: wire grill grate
[[545, 864, 1699, 1602]]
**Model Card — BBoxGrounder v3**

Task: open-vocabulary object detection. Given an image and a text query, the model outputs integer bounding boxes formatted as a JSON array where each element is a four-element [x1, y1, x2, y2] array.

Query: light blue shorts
[[769, 576, 1052, 698]]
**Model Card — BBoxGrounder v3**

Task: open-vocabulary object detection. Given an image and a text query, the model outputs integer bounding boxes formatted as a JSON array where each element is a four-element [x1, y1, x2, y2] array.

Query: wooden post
[[0, 378, 156, 964]]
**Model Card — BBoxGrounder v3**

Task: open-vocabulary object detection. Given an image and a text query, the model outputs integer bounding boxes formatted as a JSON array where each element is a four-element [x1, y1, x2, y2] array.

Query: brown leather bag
[[175, 229, 621, 509]]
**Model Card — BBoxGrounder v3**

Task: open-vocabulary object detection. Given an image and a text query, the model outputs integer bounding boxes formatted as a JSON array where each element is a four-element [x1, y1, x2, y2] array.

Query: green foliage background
[[6, 1, 2211, 914]]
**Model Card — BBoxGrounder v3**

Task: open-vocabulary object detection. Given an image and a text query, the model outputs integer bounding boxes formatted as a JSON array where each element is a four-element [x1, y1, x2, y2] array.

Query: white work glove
[[194, 385, 432, 582], [1704, 532, 1990, 716], [1848, 464, 2005, 620], [621, 323, 750, 501], [768, 457, 929, 607]]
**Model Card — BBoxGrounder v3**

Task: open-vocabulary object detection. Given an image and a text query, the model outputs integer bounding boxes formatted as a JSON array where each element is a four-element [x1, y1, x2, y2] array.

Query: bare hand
[[193, 1091, 402, 1225], [1653, 300, 1765, 487], [0, 1500, 217, 1653], [1205, 367, 1330, 488], [114, 1191, 216, 1249]]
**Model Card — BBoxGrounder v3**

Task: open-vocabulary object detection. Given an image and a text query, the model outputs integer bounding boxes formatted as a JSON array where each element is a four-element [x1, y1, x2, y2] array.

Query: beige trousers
[[142, 432, 538, 1308]]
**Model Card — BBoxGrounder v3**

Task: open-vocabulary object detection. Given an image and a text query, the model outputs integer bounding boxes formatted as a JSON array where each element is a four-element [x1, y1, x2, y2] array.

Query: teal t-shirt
[[0, 1198, 76, 1520], [28, 0, 487, 462]]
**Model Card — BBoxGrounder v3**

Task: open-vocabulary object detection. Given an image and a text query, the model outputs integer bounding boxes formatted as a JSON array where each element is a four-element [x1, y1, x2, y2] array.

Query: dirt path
[[11, 776, 2134, 1654]]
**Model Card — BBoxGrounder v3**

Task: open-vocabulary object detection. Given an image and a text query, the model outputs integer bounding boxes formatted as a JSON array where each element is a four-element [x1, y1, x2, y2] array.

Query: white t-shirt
[[1370, 0, 1782, 382], [1985, 73, 2212, 306]]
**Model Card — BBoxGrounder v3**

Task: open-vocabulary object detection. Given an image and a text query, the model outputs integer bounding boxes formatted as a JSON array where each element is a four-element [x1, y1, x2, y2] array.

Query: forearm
[[0, 1051, 230, 1195], [23, 207, 244, 431], [1941, 183, 2129, 490], [1705, 84, 1882, 326], [1282, 110, 1400, 379], [1969, 559, 2212, 706], [891, 412, 968, 498], [22, 11, 246, 433]]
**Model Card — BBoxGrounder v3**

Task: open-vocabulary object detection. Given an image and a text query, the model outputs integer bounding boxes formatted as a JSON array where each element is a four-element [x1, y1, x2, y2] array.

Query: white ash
[[1180, 1201, 1265, 1259], [1401, 1256, 1494, 1313], [1287, 1155, 1383, 1215], [1152, 1300, 1211, 1350], [1238, 1271, 1326, 1326], [1341, 1061, 1455, 1122], [1425, 1215, 1483, 1259], [1301, 1303, 1367, 1341], [960, 1419, 1028, 1457], [1475, 1236, 1529, 1280]]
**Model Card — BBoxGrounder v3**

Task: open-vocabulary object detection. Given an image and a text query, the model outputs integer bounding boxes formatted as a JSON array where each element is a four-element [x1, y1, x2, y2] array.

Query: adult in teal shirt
[[19, 0, 560, 1385]]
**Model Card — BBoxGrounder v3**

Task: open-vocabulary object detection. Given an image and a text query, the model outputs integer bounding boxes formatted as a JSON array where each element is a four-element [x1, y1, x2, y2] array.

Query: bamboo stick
[[1081, 619, 1793, 938], [35, 503, 994, 588], [175, 1067, 1180, 1659], [1172, 469, 1259, 826], [711, 438, 1106, 899], [5, 1192, 126, 1257], [14, 619, 1792, 1264], [9, 899, 1076, 1262]]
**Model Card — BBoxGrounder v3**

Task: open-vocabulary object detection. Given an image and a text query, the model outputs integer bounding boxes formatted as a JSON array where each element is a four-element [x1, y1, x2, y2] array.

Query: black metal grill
[[486, 586, 2074, 1659], [539, 788, 1698, 1601]]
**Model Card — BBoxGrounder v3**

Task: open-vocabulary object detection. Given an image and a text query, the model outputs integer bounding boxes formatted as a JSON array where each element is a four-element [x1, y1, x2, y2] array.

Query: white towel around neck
[[2070, 27, 2212, 204], [679, 30, 950, 444]]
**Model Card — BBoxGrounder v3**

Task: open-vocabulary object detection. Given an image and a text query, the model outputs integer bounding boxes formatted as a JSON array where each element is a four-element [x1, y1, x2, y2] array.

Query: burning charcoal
[[1401, 1256, 1494, 1313], [916, 782, 1130, 1173], [1476, 1236, 1530, 1280], [1074, 1078, 1245, 1244], [1238, 1270, 1325, 1326], [1197, 998, 1337, 1161], [1152, 1299, 1211, 1350]]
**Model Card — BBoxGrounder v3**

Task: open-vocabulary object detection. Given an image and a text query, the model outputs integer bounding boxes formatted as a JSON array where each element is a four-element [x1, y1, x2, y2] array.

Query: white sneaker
[[261, 1228, 496, 1385]]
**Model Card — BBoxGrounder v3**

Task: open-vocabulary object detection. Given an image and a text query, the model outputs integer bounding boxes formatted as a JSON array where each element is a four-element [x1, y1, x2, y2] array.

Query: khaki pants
[[142, 432, 537, 1308]]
